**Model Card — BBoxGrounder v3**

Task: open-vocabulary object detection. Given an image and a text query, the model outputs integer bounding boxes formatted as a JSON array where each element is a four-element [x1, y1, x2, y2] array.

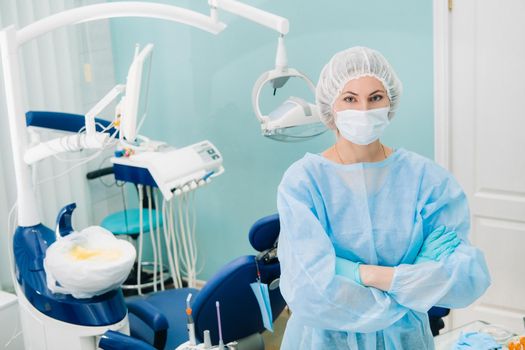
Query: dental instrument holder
[[203, 330, 212, 348], [111, 140, 224, 201], [187, 293, 197, 346], [175, 300, 238, 350]]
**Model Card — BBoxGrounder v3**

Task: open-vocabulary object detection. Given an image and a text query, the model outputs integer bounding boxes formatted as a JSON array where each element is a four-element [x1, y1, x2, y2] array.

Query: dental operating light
[[252, 36, 327, 141], [210, 1, 325, 140]]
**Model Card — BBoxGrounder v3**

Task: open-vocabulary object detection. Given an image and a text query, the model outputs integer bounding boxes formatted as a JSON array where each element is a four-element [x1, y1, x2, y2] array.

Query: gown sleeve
[[277, 164, 409, 333], [388, 168, 491, 313]]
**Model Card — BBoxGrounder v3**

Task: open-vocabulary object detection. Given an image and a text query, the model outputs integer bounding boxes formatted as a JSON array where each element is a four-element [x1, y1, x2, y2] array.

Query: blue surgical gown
[[276, 148, 491, 349]]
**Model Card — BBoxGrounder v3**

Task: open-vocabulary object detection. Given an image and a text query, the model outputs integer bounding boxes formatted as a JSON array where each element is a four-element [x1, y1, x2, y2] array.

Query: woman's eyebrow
[[368, 89, 385, 96], [343, 89, 386, 96]]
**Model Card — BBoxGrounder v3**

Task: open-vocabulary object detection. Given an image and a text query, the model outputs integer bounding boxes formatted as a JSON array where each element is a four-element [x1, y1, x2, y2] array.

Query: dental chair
[[126, 213, 285, 350]]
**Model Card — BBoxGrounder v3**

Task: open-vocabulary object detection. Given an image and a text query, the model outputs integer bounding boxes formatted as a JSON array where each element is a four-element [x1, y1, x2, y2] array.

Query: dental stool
[[87, 168, 168, 295], [126, 213, 285, 350]]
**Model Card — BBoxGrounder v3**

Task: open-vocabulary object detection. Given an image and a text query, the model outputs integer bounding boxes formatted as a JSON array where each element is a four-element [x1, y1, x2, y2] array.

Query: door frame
[[433, 0, 454, 329], [433, 0, 450, 169]]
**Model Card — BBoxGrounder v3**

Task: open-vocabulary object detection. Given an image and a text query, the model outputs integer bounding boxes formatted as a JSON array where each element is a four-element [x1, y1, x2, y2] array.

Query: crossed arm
[[360, 264, 395, 291], [343, 226, 460, 292], [278, 173, 491, 330]]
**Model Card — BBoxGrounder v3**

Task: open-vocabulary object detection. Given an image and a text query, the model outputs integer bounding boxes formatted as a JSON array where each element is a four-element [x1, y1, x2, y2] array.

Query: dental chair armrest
[[127, 299, 169, 349], [99, 330, 157, 350], [127, 299, 169, 331]]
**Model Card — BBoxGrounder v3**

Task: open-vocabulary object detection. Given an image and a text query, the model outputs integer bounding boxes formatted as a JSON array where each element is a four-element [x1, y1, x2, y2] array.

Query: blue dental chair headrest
[[249, 213, 280, 252]]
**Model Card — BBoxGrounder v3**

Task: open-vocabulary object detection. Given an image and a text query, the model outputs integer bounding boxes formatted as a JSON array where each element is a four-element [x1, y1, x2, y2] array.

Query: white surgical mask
[[335, 107, 390, 145]]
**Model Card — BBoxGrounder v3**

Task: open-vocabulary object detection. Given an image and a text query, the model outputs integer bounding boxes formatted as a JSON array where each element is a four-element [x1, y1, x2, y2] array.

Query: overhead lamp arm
[[17, 1, 227, 46], [209, 0, 289, 35]]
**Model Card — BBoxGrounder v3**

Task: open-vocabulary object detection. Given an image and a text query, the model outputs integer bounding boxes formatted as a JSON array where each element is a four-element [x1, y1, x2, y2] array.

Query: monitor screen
[[120, 44, 154, 142]]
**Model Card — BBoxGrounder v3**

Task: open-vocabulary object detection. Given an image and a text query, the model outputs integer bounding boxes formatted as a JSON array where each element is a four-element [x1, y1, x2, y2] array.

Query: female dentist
[[276, 46, 491, 349]]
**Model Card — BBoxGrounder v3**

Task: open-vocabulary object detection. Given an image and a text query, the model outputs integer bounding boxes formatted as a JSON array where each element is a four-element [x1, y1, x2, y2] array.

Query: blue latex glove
[[335, 256, 362, 285], [453, 332, 501, 349], [415, 226, 461, 264]]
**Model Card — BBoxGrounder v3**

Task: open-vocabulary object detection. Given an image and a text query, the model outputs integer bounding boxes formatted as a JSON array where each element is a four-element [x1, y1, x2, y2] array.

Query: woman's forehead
[[341, 76, 386, 93]]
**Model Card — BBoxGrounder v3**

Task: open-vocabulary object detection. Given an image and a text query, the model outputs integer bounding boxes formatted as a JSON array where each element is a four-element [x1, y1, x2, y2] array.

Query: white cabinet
[[0, 291, 23, 350]]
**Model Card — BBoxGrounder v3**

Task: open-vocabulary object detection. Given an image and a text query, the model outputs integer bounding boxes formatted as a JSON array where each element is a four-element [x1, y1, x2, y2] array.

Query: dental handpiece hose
[[186, 293, 196, 345]]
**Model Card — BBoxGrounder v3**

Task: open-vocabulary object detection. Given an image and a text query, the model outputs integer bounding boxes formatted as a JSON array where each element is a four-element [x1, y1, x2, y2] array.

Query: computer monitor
[[120, 43, 154, 142]]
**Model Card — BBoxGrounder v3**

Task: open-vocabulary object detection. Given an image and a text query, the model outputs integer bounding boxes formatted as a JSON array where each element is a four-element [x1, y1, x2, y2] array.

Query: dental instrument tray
[[111, 140, 224, 200]]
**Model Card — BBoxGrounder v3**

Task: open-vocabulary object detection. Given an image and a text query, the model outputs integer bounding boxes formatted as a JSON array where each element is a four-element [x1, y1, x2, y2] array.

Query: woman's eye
[[343, 96, 356, 103], [370, 94, 383, 102]]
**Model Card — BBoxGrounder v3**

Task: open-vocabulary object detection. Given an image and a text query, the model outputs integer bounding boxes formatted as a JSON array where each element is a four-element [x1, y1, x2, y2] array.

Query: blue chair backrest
[[191, 214, 285, 345], [249, 213, 280, 252]]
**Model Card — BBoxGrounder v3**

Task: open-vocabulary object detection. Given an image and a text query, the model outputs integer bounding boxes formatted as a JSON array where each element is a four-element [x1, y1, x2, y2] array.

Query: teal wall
[[109, 0, 433, 279]]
